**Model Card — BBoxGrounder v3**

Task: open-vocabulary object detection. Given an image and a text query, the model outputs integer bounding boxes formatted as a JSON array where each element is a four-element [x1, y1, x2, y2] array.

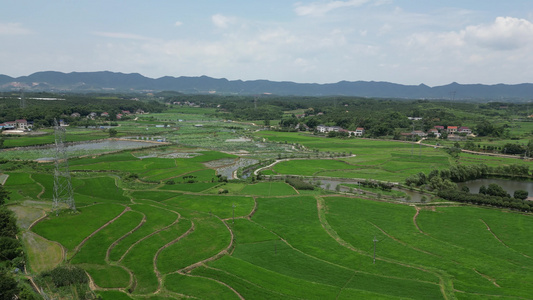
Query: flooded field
[[0, 139, 157, 161]]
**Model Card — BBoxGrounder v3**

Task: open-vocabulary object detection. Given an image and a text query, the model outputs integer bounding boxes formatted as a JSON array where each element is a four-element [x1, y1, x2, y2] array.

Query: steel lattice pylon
[[52, 119, 75, 212]]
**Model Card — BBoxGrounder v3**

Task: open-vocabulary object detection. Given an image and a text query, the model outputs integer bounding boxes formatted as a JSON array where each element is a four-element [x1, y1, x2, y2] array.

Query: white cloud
[[405, 17, 533, 53], [463, 17, 533, 50], [0, 23, 31, 35], [174, 21, 183, 27], [211, 14, 235, 29], [294, 0, 370, 17], [92, 31, 150, 40]]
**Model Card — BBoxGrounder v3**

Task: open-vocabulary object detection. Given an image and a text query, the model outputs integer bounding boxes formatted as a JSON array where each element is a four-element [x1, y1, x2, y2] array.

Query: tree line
[[0, 185, 39, 299]]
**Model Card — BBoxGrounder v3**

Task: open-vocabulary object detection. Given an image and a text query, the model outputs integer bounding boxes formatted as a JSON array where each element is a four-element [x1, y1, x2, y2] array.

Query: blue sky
[[2, 0, 533, 85]]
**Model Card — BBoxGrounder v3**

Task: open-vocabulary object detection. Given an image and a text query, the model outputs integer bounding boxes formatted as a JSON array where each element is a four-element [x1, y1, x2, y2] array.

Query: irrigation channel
[[204, 157, 259, 180]]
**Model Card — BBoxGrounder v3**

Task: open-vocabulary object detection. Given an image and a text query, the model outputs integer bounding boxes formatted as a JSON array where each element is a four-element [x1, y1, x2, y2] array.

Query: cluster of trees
[[285, 177, 315, 190], [405, 163, 531, 211], [437, 189, 531, 212], [405, 164, 530, 189], [359, 179, 394, 192]]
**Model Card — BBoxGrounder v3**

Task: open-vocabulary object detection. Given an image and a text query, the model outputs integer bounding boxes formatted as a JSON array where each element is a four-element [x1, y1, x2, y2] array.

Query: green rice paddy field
[[254, 131, 531, 182], [2, 133, 532, 299]]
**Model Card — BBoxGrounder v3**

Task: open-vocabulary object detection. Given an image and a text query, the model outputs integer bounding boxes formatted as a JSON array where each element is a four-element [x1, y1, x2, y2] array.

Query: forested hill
[[1, 71, 533, 100]]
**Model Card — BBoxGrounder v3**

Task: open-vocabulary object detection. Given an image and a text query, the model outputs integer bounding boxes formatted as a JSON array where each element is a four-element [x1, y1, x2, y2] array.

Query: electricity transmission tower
[[52, 119, 75, 213]]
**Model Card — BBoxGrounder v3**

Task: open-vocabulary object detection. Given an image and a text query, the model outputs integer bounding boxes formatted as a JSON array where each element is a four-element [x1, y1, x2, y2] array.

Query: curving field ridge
[[9, 145, 528, 300]]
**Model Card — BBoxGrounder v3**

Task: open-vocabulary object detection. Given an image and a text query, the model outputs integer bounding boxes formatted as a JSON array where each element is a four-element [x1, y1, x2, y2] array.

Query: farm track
[[413, 206, 424, 234], [253, 155, 356, 176], [248, 197, 258, 219]]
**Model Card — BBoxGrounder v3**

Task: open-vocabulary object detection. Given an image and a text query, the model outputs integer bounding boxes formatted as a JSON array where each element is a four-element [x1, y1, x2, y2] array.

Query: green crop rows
[[2, 116, 531, 299]]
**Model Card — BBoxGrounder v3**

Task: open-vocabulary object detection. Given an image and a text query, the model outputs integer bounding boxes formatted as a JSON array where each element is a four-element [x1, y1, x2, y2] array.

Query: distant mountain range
[[1, 71, 532, 100]]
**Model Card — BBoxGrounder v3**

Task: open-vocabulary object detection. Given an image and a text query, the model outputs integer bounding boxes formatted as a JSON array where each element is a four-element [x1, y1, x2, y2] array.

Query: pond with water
[[457, 178, 533, 196]]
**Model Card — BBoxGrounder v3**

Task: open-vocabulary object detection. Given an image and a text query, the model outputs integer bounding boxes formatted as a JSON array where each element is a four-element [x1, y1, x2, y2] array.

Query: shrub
[[285, 177, 314, 190], [44, 265, 89, 287]]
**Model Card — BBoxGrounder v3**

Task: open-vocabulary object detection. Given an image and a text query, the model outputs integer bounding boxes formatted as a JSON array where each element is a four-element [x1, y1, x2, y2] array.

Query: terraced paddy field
[[3, 141, 532, 299]]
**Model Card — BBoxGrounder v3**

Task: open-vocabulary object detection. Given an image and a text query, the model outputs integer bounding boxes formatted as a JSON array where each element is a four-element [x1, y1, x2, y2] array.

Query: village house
[[101, 112, 109, 117], [316, 125, 342, 133], [15, 119, 33, 130], [353, 127, 365, 137], [434, 125, 445, 131], [3, 121, 16, 130], [412, 130, 427, 137], [447, 126, 458, 134], [71, 112, 81, 118], [427, 129, 441, 138], [458, 126, 472, 134], [88, 112, 98, 119]]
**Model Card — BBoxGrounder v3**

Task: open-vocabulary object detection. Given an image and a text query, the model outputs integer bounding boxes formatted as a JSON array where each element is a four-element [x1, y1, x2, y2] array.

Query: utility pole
[[232, 204, 236, 225], [20, 88, 26, 109], [411, 121, 415, 156], [373, 236, 378, 264]]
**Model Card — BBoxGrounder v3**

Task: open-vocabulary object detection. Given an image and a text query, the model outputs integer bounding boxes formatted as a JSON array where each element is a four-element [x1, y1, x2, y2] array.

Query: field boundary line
[[179, 216, 234, 274], [106, 212, 147, 263], [249, 213, 357, 273], [479, 219, 531, 259], [203, 265, 294, 299], [153, 219, 195, 293], [29, 174, 46, 199], [117, 211, 182, 263], [368, 221, 441, 258], [180, 273, 245, 300], [317, 197, 449, 292], [473, 268, 501, 288], [71, 206, 132, 257], [336, 271, 356, 300]]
